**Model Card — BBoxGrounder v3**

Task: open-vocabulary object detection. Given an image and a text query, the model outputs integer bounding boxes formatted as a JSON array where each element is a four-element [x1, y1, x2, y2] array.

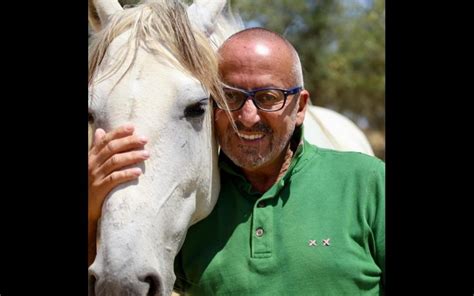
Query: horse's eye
[[184, 102, 206, 118], [88, 112, 95, 123]]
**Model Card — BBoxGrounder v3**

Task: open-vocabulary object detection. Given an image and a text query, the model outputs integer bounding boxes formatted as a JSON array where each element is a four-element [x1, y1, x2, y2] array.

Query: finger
[[88, 167, 142, 222], [93, 124, 136, 153], [93, 128, 106, 146], [95, 135, 148, 166], [101, 168, 143, 193], [100, 150, 150, 177]]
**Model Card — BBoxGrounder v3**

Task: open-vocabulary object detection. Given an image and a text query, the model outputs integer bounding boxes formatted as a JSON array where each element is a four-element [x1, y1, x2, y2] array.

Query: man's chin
[[227, 152, 272, 171]]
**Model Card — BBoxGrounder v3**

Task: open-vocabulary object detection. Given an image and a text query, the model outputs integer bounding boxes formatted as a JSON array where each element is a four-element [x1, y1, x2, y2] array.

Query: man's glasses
[[215, 85, 303, 112]]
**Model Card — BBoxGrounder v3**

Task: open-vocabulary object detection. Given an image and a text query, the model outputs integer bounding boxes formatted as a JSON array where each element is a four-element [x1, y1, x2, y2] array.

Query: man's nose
[[237, 98, 261, 128]]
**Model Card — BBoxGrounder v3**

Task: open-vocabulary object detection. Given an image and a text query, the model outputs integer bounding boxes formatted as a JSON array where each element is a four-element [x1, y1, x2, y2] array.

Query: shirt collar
[[219, 125, 307, 196]]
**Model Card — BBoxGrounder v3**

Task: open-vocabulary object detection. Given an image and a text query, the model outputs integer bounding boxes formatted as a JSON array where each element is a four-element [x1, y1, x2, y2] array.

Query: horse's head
[[88, 0, 239, 294]]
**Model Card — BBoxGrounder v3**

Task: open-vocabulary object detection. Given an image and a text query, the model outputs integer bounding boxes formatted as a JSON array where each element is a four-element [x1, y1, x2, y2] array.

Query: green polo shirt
[[174, 130, 385, 295]]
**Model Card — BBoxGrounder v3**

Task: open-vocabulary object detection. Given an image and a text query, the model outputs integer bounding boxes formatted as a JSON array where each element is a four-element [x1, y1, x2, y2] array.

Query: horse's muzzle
[[89, 265, 163, 296]]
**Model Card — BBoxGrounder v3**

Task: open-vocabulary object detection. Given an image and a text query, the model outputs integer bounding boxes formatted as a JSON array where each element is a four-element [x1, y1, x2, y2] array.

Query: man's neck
[[242, 144, 294, 193]]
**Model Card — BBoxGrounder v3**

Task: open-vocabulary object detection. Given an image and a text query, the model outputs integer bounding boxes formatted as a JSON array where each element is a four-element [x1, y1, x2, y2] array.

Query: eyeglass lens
[[224, 89, 285, 111]]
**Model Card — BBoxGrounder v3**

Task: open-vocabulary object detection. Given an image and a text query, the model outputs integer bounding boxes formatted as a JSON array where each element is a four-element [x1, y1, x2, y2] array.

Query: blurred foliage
[[109, 0, 385, 158]]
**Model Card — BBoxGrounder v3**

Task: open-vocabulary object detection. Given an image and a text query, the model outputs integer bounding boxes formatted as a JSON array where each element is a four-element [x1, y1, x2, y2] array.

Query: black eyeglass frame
[[215, 85, 303, 112]]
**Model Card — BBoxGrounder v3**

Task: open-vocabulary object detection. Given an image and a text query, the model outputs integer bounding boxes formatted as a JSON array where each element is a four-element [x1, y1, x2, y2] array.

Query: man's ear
[[295, 89, 309, 126]]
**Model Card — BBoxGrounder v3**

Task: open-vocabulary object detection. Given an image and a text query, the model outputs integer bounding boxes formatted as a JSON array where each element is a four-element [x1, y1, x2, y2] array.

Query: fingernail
[[132, 168, 142, 176], [138, 136, 148, 144], [142, 151, 150, 158], [124, 124, 134, 132]]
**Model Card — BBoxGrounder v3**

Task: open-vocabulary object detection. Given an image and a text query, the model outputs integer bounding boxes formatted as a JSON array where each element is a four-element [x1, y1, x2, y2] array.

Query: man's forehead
[[221, 36, 288, 52], [219, 41, 292, 66], [254, 43, 270, 55]]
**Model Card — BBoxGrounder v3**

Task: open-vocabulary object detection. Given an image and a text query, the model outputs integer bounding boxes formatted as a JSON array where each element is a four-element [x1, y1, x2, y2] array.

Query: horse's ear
[[187, 0, 226, 36], [89, 0, 123, 32]]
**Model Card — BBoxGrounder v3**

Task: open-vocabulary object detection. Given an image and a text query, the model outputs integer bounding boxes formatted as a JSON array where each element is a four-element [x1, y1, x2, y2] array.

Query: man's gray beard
[[222, 132, 293, 170], [219, 109, 298, 170], [227, 144, 272, 170]]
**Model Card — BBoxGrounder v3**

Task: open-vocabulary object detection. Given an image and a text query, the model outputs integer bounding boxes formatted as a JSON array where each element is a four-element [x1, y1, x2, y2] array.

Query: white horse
[[304, 105, 374, 155], [88, 0, 373, 295], [88, 0, 233, 294]]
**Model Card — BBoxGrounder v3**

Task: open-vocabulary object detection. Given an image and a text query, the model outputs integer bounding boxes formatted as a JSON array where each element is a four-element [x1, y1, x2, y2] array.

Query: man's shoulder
[[297, 144, 385, 192], [305, 143, 385, 173]]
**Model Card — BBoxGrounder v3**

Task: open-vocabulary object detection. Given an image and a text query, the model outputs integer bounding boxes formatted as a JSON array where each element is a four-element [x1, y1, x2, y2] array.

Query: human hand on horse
[[88, 124, 149, 265]]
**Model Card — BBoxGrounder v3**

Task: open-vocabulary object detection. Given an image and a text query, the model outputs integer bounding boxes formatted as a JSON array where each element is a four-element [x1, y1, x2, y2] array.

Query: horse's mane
[[88, 0, 243, 105]]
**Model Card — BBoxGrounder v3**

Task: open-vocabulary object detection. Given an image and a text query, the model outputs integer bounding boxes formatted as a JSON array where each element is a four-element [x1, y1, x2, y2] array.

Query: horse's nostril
[[88, 273, 97, 296], [144, 275, 161, 296]]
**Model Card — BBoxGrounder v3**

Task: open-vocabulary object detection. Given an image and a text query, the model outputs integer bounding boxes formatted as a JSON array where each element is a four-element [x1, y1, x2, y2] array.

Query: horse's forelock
[[88, 0, 242, 110]]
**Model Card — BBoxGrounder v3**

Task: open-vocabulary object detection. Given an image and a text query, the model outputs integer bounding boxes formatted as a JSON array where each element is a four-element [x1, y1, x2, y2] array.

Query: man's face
[[215, 41, 307, 171]]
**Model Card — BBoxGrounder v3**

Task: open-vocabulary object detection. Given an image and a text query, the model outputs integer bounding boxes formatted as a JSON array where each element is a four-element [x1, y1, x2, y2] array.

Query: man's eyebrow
[[222, 84, 283, 91]]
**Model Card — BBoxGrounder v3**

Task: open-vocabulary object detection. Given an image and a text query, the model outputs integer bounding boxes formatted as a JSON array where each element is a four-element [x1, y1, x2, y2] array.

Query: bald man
[[89, 28, 385, 294], [213, 28, 309, 193], [173, 28, 385, 295]]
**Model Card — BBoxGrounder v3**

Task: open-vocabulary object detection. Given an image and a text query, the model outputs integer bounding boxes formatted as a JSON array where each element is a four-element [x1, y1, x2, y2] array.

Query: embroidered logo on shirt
[[309, 238, 331, 247]]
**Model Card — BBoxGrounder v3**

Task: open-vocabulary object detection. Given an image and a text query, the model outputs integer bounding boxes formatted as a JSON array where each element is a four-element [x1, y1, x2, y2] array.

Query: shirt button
[[255, 228, 264, 237], [257, 201, 266, 208]]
